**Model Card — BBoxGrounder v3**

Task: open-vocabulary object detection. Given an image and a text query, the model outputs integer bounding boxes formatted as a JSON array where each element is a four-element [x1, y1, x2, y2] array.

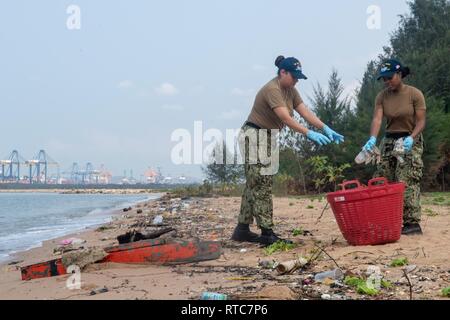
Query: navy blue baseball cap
[[278, 57, 308, 80], [377, 59, 404, 80]]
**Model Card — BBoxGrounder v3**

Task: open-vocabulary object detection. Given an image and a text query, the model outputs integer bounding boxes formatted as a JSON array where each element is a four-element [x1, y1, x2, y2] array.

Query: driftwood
[[117, 227, 175, 244]]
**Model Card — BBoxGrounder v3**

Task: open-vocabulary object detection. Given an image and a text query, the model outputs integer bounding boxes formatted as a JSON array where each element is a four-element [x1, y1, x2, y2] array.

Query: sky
[[0, 0, 411, 179]]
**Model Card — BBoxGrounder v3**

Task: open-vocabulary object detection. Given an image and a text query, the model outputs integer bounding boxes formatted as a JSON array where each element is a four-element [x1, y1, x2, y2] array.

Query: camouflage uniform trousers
[[238, 124, 275, 230], [374, 134, 424, 224]]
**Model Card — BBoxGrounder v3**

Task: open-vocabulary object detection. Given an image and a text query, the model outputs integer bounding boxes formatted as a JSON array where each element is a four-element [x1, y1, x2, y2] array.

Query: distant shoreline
[[0, 189, 160, 194]]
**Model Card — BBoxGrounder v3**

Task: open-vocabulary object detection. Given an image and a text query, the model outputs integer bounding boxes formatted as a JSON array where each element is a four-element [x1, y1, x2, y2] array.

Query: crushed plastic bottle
[[355, 146, 381, 165], [152, 215, 163, 225], [392, 138, 405, 164], [200, 292, 228, 300], [314, 268, 344, 282]]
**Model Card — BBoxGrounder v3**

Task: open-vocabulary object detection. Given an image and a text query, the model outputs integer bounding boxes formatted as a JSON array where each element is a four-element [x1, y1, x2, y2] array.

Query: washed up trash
[[61, 247, 108, 270], [54, 238, 87, 254], [404, 264, 417, 273], [90, 286, 108, 296], [355, 146, 381, 165], [314, 268, 344, 282], [240, 249, 247, 253], [321, 294, 331, 300], [200, 292, 228, 300], [22, 239, 221, 281], [117, 227, 175, 244], [59, 238, 85, 246], [103, 240, 222, 265], [153, 215, 164, 225], [276, 257, 308, 275], [392, 138, 405, 164], [258, 260, 275, 269]]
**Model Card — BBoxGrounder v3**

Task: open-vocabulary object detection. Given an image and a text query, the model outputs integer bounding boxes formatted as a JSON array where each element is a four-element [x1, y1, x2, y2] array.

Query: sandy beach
[[0, 192, 448, 300]]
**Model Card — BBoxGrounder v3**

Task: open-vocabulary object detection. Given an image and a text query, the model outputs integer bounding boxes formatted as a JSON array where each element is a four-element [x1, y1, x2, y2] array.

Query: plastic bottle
[[152, 215, 163, 225], [200, 292, 228, 300], [314, 268, 344, 282]]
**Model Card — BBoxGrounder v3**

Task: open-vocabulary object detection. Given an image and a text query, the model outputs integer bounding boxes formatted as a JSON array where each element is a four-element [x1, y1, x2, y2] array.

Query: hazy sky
[[0, 0, 410, 179]]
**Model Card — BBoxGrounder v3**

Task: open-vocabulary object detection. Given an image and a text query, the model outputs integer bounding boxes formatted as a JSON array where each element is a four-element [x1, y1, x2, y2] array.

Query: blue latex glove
[[323, 125, 345, 144], [306, 130, 331, 146], [363, 136, 377, 151], [403, 136, 414, 152]]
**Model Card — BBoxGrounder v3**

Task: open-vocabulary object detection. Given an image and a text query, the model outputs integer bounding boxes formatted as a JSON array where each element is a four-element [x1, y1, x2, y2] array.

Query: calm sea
[[0, 192, 161, 262]]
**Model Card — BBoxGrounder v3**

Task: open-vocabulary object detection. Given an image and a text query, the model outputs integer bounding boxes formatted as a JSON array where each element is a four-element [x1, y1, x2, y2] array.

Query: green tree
[[202, 141, 244, 188]]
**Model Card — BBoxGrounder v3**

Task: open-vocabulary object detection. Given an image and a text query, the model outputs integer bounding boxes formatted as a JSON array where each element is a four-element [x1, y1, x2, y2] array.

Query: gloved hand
[[306, 130, 331, 146], [363, 136, 377, 151], [403, 136, 414, 152], [323, 125, 345, 144]]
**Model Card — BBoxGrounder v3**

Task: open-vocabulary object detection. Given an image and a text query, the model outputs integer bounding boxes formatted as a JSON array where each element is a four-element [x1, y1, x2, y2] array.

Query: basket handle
[[368, 177, 388, 188], [339, 180, 362, 190]]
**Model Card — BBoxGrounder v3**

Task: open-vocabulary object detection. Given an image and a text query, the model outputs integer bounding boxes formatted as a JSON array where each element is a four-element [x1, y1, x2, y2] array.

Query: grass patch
[[306, 205, 314, 209], [344, 276, 379, 296], [442, 287, 450, 297], [263, 241, 296, 255], [292, 228, 304, 236], [424, 208, 438, 217], [390, 257, 408, 267], [422, 192, 450, 206], [381, 279, 393, 289]]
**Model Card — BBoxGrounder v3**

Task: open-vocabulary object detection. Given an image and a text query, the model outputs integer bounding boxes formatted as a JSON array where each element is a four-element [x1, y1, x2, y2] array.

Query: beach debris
[[54, 238, 87, 254], [137, 209, 143, 214], [355, 146, 381, 165], [90, 286, 109, 296], [61, 247, 108, 270], [276, 257, 308, 275], [258, 259, 276, 269], [153, 215, 164, 225], [117, 227, 175, 244], [314, 268, 344, 283], [96, 225, 114, 232], [21, 259, 67, 281], [321, 293, 331, 300], [59, 238, 85, 246], [7, 260, 24, 266], [123, 207, 132, 212], [200, 292, 228, 300], [405, 264, 417, 273], [240, 249, 247, 253], [392, 138, 405, 164], [103, 239, 222, 265]]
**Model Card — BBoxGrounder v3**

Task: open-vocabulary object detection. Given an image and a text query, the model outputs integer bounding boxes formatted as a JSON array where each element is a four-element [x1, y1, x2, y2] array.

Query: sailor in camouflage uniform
[[231, 55, 344, 245], [363, 59, 426, 235]]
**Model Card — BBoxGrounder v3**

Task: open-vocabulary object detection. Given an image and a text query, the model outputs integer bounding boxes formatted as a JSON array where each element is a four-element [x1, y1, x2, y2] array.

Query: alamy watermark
[[66, 265, 81, 290], [367, 5, 381, 30], [66, 5, 81, 30]]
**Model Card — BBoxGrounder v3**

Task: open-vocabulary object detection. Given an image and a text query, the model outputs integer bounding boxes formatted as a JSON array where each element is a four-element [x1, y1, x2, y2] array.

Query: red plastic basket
[[326, 177, 405, 246]]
